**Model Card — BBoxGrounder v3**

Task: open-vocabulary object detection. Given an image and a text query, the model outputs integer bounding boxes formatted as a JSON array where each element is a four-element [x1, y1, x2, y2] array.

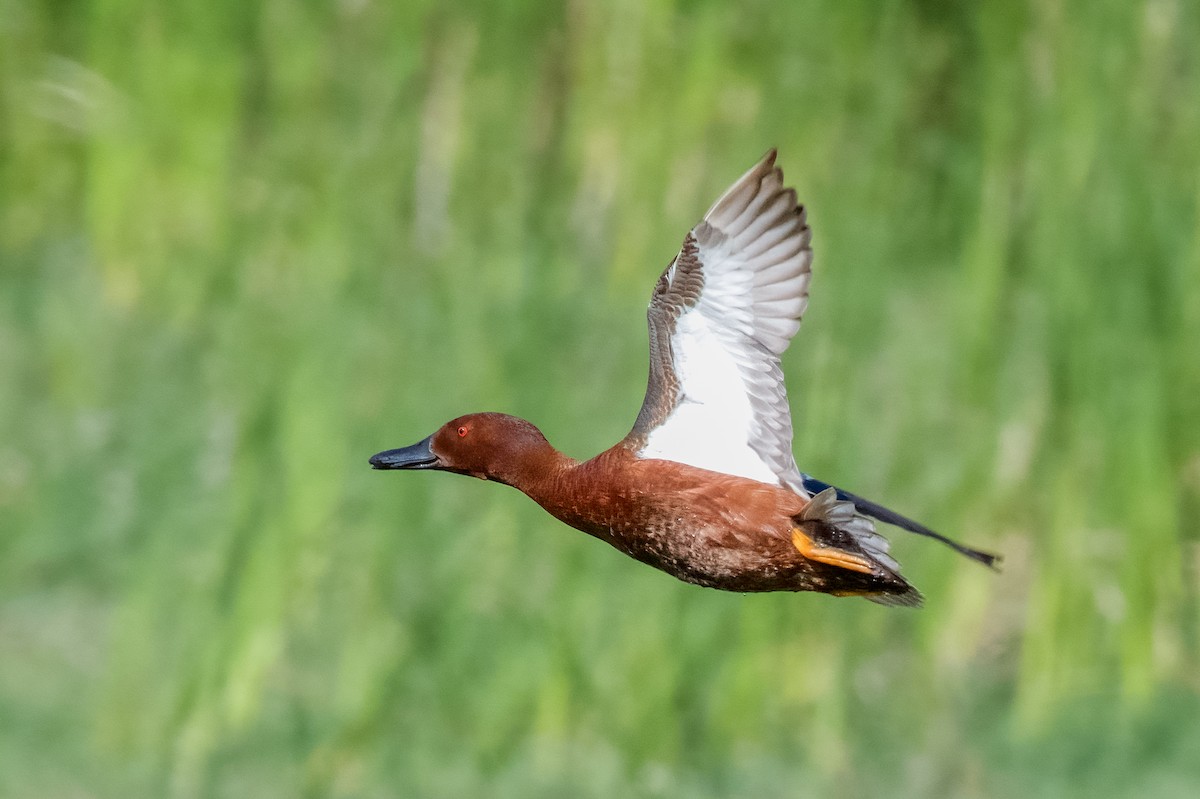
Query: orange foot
[[791, 528, 876, 575]]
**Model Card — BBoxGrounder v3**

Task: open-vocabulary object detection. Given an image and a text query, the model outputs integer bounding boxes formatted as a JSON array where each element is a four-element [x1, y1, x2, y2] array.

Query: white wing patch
[[638, 306, 782, 485]]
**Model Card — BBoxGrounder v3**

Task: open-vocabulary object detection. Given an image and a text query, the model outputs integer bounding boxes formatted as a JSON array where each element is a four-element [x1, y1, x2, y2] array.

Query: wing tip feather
[[704, 149, 783, 223]]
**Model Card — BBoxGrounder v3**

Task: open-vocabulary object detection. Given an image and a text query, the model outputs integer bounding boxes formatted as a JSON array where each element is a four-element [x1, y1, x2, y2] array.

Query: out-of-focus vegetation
[[2, 0, 1199, 796]]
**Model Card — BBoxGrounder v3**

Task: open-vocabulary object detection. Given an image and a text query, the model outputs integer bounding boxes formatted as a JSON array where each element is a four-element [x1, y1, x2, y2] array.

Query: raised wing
[[624, 150, 812, 487]]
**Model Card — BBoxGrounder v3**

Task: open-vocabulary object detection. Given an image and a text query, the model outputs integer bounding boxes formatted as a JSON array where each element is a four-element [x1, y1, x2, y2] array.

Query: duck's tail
[[799, 474, 1001, 570], [794, 488, 924, 608]]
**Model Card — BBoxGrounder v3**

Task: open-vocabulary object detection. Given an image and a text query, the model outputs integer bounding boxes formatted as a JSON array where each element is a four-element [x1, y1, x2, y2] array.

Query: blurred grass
[[2, 0, 1200, 796]]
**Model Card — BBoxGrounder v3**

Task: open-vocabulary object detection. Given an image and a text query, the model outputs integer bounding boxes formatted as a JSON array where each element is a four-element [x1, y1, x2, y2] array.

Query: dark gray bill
[[369, 435, 438, 470]]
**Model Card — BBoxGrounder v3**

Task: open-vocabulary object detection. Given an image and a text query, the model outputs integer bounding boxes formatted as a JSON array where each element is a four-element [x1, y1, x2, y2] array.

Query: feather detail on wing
[[625, 149, 812, 487]]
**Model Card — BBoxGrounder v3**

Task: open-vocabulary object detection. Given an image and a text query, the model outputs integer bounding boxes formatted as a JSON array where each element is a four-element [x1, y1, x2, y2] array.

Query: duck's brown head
[[369, 412, 560, 486]]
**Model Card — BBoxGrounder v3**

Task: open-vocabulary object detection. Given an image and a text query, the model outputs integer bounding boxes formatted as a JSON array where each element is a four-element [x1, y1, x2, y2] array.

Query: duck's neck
[[489, 440, 580, 507], [495, 443, 638, 543]]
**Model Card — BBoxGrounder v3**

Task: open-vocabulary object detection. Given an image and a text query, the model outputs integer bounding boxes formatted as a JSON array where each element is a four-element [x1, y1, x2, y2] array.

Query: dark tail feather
[[865, 585, 925, 608], [799, 474, 1001, 570]]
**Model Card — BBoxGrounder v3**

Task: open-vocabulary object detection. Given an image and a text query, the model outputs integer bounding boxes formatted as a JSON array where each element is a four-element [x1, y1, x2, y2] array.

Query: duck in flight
[[371, 150, 998, 606]]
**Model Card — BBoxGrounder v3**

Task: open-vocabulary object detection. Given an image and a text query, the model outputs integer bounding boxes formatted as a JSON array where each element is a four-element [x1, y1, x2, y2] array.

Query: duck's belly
[[572, 511, 812, 592], [625, 526, 809, 592]]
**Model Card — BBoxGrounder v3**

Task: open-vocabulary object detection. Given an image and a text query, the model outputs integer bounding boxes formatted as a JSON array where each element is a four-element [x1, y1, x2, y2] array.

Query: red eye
[[457, 426, 469, 437]]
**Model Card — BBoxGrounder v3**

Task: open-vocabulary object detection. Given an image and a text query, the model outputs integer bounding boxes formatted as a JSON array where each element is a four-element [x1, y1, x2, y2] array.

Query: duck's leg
[[790, 528, 875, 575]]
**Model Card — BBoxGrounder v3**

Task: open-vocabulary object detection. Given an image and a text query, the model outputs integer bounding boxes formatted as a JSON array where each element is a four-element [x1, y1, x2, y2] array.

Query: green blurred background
[[3, 0, 1200, 796]]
